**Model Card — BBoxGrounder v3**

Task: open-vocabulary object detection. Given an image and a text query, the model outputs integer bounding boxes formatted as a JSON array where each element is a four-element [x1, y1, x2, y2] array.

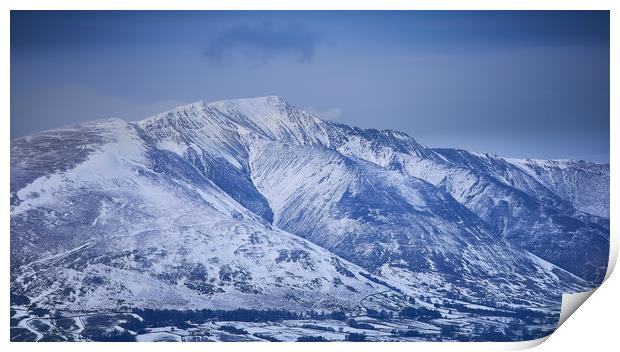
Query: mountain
[[10, 118, 407, 313], [423, 148, 610, 283], [188, 96, 609, 284], [249, 139, 584, 300], [10, 96, 609, 341], [506, 158, 610, 218], [298, 120, 609, 284]]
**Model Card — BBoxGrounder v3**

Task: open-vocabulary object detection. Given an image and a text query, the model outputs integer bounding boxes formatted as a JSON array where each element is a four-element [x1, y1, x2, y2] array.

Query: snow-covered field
[[10, 308, 557, 342]]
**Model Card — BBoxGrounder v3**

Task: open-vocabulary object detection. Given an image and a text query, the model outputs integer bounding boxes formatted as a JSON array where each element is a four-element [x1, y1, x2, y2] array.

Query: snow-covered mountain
[[288, 116, 609, 284], [10, 119, 406, 314], [423, 148, 610, 283], [506, 158, 610, 218], [10, 96, 609, 327]]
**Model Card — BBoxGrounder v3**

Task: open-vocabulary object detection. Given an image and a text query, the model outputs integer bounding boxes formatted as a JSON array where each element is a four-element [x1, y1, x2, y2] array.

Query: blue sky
[[11, 11, 610, 161]]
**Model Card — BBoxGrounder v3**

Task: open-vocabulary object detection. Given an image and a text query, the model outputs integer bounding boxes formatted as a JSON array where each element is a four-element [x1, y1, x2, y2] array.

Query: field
[[10, 304, 557, 342]]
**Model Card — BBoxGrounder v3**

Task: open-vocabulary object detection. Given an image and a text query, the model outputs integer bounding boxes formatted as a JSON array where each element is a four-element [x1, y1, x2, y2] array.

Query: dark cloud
[[203, 23, 321, 64]]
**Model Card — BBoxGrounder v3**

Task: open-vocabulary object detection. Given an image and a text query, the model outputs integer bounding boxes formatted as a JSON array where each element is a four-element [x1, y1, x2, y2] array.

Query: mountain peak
[[209, 95, 286, 105], [138, 100, 208, 124], [139, 96, 299, 128], [206, 95, 290, 115]]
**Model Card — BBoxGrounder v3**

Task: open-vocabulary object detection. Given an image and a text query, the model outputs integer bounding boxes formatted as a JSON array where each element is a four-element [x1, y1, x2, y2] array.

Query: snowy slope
[[10, 96, 608, 319], [431, 149, 569, 209], [506, 158, 610, 218], [132, 97, 592, 295], [249, 139, 586, 305], [185, 96, 609, 284], [425, 149, 610, 283], [278, 117, 609, 284], [10, 119, 407, 313], [133, 96, 608, 285]]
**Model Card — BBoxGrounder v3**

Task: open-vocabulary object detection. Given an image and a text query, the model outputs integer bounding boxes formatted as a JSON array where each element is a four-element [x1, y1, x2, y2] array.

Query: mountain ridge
[[132, 96, 608, 286]]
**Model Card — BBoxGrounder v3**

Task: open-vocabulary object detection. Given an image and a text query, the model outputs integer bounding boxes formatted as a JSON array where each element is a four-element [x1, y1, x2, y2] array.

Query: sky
[[11, 11, 610, 162]]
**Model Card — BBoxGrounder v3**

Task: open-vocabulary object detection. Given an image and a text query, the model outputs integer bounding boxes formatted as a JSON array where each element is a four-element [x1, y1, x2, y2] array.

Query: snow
[[9, 96, 609, 342], [506, 157, 609, 217]]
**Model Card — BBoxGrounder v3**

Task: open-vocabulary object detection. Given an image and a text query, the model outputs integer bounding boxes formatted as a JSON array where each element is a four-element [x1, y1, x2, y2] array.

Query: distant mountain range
[[10, 96, 609, 341]]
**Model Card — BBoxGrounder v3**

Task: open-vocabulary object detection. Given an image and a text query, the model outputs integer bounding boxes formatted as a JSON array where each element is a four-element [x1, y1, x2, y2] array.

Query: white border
[[2, 1, 617, 351]]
